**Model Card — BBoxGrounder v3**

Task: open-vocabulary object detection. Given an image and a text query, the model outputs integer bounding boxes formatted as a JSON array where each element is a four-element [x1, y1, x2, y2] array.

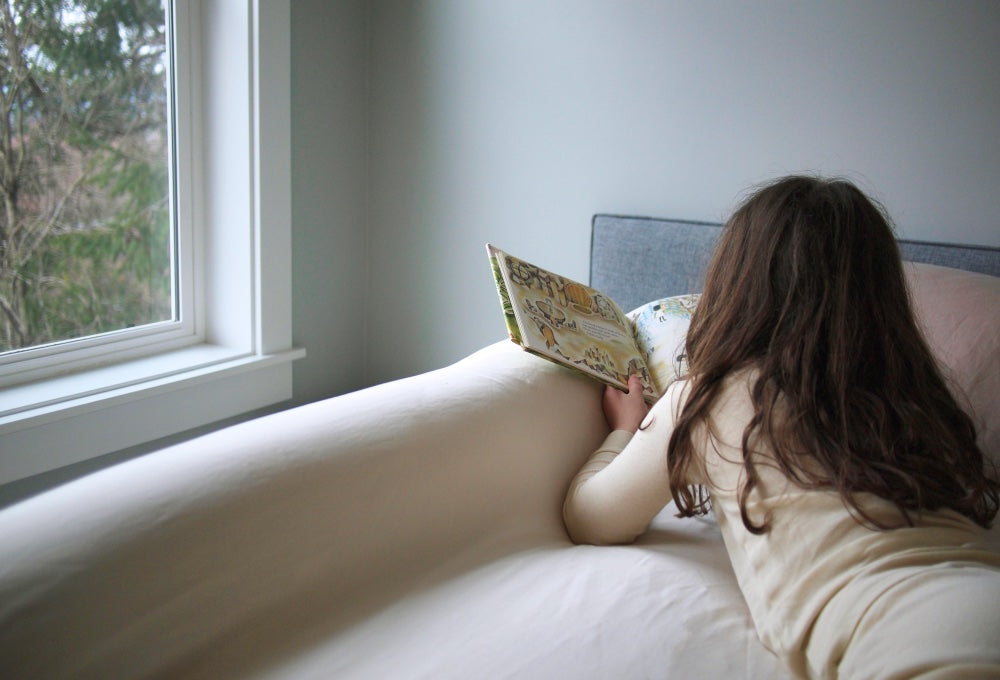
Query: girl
[[563, 176, 1000, 679]]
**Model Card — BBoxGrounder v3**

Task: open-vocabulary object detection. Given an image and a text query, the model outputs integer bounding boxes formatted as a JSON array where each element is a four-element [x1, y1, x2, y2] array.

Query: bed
[[1, 215, 997, 679]]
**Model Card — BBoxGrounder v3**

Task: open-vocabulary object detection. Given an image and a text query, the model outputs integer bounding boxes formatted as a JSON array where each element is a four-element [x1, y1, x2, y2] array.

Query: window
[[0, 0, 302, 485], [0, 0, 174, 354], [0, 0, 190, 386]]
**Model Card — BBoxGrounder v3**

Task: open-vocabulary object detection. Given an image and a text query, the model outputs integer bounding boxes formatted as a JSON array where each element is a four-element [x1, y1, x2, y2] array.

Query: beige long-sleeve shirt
[[564, 371, 1000, 679]]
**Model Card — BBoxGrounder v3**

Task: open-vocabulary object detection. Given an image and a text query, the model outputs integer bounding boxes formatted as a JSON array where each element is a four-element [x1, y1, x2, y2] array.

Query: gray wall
[[364, 0, 1000, 386], [290, 1, 369, 403]]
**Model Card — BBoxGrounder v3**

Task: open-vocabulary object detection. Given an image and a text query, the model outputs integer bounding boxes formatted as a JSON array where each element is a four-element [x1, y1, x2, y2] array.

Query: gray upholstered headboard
[[590, 214, 1000, 313]]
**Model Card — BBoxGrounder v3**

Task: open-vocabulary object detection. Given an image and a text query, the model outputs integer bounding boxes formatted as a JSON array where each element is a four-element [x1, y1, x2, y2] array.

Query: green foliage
[[0, 0, 170, 352]]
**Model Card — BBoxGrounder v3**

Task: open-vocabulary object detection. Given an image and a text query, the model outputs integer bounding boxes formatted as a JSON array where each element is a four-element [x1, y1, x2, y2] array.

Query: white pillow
[[627, 294, 700, 394], [905, 261, 1000, 468]]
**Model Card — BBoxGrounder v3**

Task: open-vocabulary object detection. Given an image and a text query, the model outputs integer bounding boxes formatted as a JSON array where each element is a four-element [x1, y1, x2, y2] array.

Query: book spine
[[489, 253, 523, 345]]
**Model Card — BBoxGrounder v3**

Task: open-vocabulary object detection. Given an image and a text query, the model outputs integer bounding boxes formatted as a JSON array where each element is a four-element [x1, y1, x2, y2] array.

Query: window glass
[[0, 0, 172, 354]]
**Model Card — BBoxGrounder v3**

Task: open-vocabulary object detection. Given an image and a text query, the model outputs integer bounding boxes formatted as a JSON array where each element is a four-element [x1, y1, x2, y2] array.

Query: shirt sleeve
[[562, 380, 689, 545]]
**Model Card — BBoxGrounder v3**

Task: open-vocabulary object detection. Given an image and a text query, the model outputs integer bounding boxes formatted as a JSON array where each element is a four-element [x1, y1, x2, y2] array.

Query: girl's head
[[688, 175, 904, 379], [669, 175, 998, 531]]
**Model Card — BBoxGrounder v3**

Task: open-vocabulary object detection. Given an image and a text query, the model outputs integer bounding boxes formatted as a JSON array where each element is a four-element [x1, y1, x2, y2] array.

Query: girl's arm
[[563, 377, 688, 545]]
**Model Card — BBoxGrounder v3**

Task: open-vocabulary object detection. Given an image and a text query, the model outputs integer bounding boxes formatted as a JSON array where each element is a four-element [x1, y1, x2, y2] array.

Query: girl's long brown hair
[[667, 175, 998, 533]]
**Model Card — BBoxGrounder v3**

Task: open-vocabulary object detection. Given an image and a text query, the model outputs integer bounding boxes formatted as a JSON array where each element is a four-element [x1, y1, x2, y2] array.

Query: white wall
[[367, 0, 1000, 385], [290, 0, 369, 403]]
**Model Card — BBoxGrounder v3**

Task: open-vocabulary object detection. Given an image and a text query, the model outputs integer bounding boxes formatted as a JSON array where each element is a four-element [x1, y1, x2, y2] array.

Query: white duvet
[[0, 341, 791, 678]]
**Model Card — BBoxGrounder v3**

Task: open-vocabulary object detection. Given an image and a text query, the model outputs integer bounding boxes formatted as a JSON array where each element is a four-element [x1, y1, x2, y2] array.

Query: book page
[[628, 294, 700, 394], [488, 245, 656, 402]]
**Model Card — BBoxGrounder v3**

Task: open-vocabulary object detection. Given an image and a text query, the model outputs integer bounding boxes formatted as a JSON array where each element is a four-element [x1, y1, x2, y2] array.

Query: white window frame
[[0, 0, 304, 485]]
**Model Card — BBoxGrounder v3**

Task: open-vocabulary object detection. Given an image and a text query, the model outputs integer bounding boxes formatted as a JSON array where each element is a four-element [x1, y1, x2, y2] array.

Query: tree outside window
[[0, 0, 171, 353]]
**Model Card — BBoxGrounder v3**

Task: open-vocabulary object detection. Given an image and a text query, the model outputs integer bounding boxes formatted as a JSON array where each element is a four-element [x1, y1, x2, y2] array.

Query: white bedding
[[3, 265, 998, 679], [288, 508, 788, 680], [0, 341, 791, 678], [154, 507, 790, 679]]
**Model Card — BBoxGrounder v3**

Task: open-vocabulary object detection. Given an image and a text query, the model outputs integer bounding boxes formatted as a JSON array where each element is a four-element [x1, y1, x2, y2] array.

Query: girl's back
[[698, 368, 1000, 678]]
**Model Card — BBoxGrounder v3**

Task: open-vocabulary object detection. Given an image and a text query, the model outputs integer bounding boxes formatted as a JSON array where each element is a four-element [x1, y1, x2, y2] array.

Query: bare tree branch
[[0, 291, 25, 343]]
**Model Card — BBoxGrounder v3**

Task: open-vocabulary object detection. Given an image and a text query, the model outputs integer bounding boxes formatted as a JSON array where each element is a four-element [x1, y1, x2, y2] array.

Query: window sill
[[0, 344, 306, 485]]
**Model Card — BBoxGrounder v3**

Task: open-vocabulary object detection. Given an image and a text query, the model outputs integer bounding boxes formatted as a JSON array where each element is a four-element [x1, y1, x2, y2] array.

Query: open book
[[487, 243, 699, 403]]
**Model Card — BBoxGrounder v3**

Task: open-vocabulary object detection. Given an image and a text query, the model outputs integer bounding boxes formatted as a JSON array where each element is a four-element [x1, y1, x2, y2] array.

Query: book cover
[[487, 243, 658, 402]]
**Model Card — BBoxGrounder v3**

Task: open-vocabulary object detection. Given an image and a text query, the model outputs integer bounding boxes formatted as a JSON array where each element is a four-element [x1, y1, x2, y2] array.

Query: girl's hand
[[602, 374, 650, 433]]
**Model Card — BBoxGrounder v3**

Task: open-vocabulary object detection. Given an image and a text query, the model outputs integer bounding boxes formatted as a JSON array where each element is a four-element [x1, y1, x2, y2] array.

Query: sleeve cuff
[[599, 429, 635, 454]]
